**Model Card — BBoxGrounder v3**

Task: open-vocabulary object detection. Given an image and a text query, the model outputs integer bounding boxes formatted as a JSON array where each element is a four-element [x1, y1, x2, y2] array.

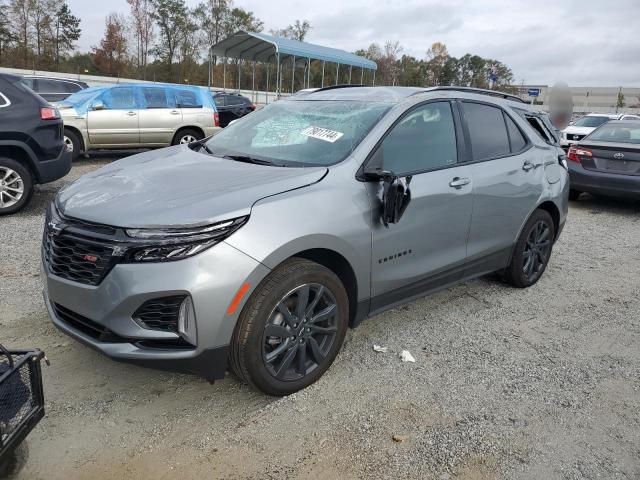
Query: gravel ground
[[1, 155, 639, 480]]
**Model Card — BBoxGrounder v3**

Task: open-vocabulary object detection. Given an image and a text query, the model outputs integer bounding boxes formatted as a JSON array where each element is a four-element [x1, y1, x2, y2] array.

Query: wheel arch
[[536, 200, 560, 241], [0, 141, 38, 182], [173, 126, 205, 143], [292, 248, 359, 328], [63, 125, 86, 152]]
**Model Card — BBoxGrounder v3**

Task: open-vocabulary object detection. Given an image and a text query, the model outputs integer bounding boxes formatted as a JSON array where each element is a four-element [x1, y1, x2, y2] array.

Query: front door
[[368, 101, 474, 311], [138, 86, 182, 145], [87, 86, 140, 146]]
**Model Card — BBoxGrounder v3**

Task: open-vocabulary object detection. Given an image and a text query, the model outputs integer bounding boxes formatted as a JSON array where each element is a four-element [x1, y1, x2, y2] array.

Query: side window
[[101, 87, 138, 110], [213, 95, 226, 107], [20, 78, 34, 89], [176, 89, 202, 108], [462, 102, 510, 161], [142, 87, 169, 108], [378, 101, 457, 174], [504, 114, 528, 153], [35, 79, 67, 93], [63, 82, 82, 94]]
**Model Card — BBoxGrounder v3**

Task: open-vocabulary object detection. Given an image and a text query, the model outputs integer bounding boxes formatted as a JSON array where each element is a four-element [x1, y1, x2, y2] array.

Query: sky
[[66, 0, 639, 87]]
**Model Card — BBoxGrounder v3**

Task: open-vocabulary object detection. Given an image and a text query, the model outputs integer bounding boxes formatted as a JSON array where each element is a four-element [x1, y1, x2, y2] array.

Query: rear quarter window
[[175, 89, 202, 108], [0, 91, 10, 108]]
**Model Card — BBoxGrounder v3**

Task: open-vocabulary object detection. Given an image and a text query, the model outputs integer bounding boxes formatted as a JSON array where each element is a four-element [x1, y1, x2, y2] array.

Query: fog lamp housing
[[178, 296, 197, 346]]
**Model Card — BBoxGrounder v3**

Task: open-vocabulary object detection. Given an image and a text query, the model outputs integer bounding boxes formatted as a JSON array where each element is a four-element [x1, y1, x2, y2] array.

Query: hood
[[563, 125, 595, 135], [57, 145, 327, 228]]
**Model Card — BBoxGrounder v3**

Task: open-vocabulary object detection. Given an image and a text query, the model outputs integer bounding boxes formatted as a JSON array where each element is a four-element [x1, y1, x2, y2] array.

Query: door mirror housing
[[92, 101, 105, 111], [381, 173, 412, 227]]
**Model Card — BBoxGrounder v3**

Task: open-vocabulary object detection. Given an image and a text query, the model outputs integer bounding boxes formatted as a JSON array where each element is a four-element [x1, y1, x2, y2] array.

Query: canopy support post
[[252, 61, 255, 102], [276, 52, 281, 98], [291, 55, 296, 93], [265, 62, 269, 104], [348, 65, 352, 84], [223, 56, 227, 91], [321, 61, 325, 88], [335, 63, 339, 85], [237, 59, 241, 92], [372, 69, 376, 85], [361, 67, 364, 84]]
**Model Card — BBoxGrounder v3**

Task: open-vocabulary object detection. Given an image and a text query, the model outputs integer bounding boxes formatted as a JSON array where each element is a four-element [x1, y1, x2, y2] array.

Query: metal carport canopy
[[211, 30, 377, 70]]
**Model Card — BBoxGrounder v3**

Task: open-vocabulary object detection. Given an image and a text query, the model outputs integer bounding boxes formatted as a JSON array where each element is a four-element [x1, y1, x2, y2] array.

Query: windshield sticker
[[301, 126, 344, 143]]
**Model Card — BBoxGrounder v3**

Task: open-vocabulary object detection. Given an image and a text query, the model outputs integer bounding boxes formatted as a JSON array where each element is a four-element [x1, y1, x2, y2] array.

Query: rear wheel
[[172, 128, 203, 146], [569, 189, 581, 201], [503, 209, 555, 288], [230, 258, 349, 396], [0, 443, 28, 478], [0, 157, 33, 215]]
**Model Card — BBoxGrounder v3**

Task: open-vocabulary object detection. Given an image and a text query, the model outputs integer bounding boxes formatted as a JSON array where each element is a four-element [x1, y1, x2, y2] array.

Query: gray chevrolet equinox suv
[[43, 86, 569, 395]]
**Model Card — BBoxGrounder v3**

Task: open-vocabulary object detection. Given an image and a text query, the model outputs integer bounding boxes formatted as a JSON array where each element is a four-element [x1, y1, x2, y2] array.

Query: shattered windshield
[[205, 100, 392, 166]]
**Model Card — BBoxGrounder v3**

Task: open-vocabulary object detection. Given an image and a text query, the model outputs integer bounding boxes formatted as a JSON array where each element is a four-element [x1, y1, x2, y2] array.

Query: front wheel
[[230, 258, 349, 396], [503, 209, 555, 288], [63, 129, 82, 161]]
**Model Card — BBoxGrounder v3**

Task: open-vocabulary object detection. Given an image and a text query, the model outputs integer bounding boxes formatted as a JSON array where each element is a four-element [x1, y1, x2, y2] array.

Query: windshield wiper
[[188, 137, 215, 155], [223, 155, 283, 167]]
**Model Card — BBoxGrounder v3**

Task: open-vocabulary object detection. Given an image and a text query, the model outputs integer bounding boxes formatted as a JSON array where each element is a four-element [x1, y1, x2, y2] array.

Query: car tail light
[[249, 103, 256, 111], [40, 107, 60, 120], [213, 112, 220, 127], [568, 146, 592, 163]]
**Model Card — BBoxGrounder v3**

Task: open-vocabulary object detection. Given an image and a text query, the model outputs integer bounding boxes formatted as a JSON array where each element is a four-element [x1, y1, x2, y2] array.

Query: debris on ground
[[373, 345, 389, 353], [399, 350, 416, 363]]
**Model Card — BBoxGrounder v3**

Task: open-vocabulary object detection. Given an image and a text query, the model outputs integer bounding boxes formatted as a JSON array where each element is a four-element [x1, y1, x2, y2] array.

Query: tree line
[[0, 0, 515, 92]]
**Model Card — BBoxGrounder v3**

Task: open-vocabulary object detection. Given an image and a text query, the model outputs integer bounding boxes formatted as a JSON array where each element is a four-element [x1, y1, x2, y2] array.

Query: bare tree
[[10, 0, 32, 67], [270, 19, 311, 41], [127, 0, 154, 78]]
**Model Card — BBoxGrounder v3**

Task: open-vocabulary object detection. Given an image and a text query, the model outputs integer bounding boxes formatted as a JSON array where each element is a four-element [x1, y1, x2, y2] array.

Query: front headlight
[[124, 216, 248, 262]]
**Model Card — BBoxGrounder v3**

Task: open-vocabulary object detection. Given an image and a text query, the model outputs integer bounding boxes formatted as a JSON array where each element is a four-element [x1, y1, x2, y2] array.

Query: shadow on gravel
[[569, 193, 640, 215]]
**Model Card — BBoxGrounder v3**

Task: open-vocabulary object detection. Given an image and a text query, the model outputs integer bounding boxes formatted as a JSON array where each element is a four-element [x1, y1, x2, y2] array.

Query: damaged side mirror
[[361, 149, 412, 227]]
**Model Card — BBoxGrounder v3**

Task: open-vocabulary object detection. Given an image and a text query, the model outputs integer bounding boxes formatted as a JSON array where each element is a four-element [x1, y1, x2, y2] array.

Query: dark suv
[[0, 73, 71, 215], [20, 76, 89, 103], [212, 92, 256, 127]]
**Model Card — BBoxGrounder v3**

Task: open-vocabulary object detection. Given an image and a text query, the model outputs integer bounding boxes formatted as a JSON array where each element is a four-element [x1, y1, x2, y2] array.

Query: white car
[[561, 113, 640, 147]]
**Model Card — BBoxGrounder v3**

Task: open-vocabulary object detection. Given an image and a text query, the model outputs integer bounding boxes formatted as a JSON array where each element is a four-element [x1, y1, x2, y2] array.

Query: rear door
[[177, 88, 213, 131], [369, 101, 474, 308], [460, 101, 545, 273], [138, 86, 182, 145], [87, 86, 140, 146]]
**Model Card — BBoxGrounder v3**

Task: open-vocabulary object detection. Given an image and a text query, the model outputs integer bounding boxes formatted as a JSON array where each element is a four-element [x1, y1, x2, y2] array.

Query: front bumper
[[568, 162, 640, 198], [43, 241, 270, 380], [36, 146, 71, 184]]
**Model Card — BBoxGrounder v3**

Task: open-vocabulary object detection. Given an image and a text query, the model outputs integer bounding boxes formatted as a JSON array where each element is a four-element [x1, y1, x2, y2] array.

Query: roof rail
[[417, 86, 526, 104], [308, 84, 367, 93]]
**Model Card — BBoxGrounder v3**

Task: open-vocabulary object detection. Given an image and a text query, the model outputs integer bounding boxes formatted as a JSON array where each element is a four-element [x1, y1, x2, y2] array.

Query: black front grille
[[569, 133, 585, 141], [52, 303, 127, 343], [44, 233, 115, 286], [133, 296, 186, 332]]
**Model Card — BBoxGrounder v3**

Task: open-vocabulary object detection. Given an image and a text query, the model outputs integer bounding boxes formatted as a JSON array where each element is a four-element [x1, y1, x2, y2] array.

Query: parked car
[[212, 91, 256, 127], [567, 120, 640, 200], [0, 73, 71, 215], [42, 86, 568, 395], [20, 76, 89, 102], [57, 83, 221, 160], [561, 113, 640, 148]]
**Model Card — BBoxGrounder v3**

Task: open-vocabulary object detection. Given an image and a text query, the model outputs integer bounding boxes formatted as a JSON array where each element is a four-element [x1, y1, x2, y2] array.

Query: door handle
[[126, 111, 137, 116], [522, 161, 540, 172], [449, 177, 471, 189], [170, 110, 180, 115]]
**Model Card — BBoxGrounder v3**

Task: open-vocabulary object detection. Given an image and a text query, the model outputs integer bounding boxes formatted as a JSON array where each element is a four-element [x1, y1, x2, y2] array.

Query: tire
[[0, 157, 34, 216], [0, 443, 29, 479], [171, 128, 203, 146], [569, 189, 581, 201], [230, 258, 349, 396], [503, 209, 555, 288], [63, 129, 82, 161]]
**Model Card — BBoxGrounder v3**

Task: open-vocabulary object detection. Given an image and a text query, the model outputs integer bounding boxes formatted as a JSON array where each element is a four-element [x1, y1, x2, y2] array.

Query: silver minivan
[[57, 83, 221, 159], [43, 86, 569, 395]]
